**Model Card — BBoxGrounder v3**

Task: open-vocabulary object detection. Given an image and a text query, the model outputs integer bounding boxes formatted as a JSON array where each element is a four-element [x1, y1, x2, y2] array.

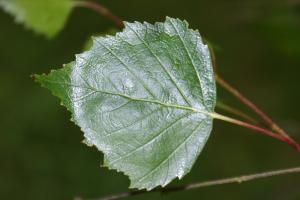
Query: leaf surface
[[0, 0, 73, 37], [36, 17, 216, 190]]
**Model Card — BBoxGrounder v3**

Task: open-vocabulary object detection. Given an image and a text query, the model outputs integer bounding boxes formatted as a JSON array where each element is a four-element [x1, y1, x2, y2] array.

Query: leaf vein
[[94, 39, 157, 99], [133, 119, 205, 186], [109, 112, 191, 165], [126, 24, 193, 107], [168, 20, 206, 107]]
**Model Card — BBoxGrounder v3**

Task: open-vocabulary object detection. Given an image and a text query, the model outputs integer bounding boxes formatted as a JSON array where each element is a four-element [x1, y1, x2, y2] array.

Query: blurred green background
[[1, 0, 300, 199]]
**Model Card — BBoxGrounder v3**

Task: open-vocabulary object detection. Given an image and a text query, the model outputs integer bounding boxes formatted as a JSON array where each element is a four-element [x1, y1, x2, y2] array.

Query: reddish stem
[[215, 74, 293, 140], [212, 113, 300, 153], [74, 1, 124, 29]]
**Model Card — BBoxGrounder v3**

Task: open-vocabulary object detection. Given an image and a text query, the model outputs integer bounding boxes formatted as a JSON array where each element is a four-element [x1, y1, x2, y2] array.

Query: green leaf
[[0, 0, 73, 37], [35, 17, 216, 190]]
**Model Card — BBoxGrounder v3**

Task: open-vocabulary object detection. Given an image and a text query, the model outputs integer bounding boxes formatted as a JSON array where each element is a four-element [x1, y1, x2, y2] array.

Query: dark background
[[1, 0, 300, 199]]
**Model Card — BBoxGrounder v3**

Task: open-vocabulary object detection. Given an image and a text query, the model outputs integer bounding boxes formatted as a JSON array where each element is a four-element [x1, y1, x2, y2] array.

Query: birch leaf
[[35, 17, 216, 190]]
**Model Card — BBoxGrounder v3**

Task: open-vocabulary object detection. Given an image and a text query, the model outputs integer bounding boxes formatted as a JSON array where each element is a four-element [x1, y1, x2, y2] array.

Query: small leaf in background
[[0, 0, 73, 37], [35, 17, 216, 190]]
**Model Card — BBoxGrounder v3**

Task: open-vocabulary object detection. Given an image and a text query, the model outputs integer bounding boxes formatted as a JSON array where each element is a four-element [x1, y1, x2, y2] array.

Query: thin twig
[[74, 1, 124, 29], [215, 74, 294, 141], [79, 166, 300, 200]]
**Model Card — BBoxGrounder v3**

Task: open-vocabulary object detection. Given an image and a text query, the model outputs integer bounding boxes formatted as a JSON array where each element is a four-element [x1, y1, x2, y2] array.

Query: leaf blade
[[36, 17, 216, 190]]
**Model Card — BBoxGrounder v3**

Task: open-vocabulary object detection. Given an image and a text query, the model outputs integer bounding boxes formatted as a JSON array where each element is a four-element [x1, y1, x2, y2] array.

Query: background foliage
[[0, 0, 300, 199]]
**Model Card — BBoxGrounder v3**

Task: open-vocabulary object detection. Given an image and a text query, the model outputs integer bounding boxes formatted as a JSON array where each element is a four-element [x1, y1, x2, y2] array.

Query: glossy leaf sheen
[[0, 0, 73, 37], [36, 17, 216, 190]]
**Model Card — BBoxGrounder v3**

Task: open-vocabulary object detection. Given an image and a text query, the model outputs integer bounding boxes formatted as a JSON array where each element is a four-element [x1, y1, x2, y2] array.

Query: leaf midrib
[[41, 79, 212, 116]]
